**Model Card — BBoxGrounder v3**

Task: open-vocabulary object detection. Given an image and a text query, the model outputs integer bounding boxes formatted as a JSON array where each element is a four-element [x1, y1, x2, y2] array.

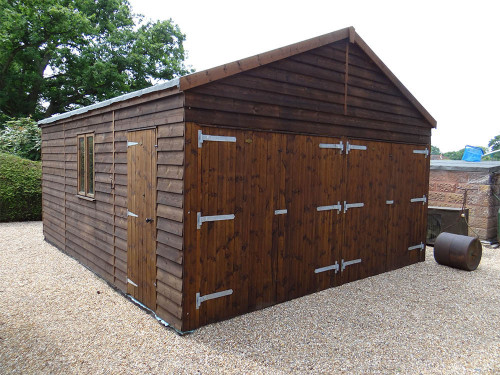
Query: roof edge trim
[[178, 27, 352, 91], [38, 78, 180, 125]]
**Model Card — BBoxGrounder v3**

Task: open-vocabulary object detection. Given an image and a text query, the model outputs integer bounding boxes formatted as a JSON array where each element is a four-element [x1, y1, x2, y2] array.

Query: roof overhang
[[38, 27, 436, 128]]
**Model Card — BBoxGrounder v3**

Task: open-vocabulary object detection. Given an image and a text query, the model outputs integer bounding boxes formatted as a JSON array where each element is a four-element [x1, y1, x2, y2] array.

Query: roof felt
[[38, 27, 436, 128], [431, 160, 500, 173]]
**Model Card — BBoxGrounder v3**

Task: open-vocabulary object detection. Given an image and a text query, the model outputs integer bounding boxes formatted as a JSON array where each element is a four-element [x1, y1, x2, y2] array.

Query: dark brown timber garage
[[39, 27, 436, 332]]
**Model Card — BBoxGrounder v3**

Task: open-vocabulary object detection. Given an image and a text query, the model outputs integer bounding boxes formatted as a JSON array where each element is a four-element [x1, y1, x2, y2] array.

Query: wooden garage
[[38, 27, 436, 332]]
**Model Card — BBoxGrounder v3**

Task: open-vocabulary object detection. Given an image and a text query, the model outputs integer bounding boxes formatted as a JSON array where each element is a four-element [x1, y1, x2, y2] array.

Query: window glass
[[78, 137, 85, 193], [87, 136, 94, 195]]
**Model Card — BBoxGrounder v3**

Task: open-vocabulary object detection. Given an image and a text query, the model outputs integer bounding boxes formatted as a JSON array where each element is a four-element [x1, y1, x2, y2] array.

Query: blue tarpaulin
[[462, 145, 484, 162]]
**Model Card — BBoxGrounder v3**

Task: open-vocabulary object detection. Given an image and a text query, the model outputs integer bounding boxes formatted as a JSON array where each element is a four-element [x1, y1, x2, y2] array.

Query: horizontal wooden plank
[[42, 167, 65, 177], [43, 199, 65, 215], [156, 243, 183, 265], [156, 293, 182, 320], [156, 217, 183, 236], [157, 123, 185, 138], [157, 205, 183, 222], [156, 268, 182, 292], [156, 279, 183, 306], [185, 108, 431, 144], [116, 236, 127, 252], [65, 237, 114, 284], [66, 222, 113, 259], [157, 165, 184, 180], [157, 178, 183, 194], [157, 229, 183, 251], [157, 254, 183, 278], [157, 191, 183, 208], [185, 92, 429, 134], [42, 146, 65, 154], [115, 108, 184, 130], [43, 226, 65, 250], [42, 138, 65, 147], [115, 227, 127, 242], [157, 151, 184, 166], [157, 137, 184, 151], [114, 94, 184, 122], [115, 256, 127, 272]]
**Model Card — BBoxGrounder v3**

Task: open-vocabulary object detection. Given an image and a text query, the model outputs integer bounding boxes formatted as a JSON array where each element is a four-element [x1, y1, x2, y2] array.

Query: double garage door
[[192, 125, 428, 326]]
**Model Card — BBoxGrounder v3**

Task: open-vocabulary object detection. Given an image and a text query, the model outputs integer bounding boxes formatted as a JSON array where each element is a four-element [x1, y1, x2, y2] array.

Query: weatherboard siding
[[41, 92, 185, 330], [184, 40, 430, 145]]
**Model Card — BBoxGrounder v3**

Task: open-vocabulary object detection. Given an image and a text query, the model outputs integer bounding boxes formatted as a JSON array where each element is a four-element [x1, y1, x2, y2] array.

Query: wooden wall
[[41, 89, 185, 330], [184, 40, 431, 145]]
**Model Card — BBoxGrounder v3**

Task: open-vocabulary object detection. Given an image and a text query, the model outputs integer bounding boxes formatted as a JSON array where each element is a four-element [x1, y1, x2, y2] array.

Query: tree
[[485, 135, 500, 160], [431, 145, 441, 155], [0, 0, 191, 121], [0, 117, 41, 160]]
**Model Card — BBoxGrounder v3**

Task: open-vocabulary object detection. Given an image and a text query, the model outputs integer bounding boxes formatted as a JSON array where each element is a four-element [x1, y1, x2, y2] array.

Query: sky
[[129, 0, 500, 152]]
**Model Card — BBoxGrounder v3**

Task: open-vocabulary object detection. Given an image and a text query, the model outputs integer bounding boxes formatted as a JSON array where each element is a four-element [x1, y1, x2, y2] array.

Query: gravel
[[1, 221, 499, 374]]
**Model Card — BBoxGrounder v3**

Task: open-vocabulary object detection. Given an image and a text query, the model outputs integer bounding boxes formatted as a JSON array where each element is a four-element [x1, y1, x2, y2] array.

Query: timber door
[[342, 139, 391, 283], [127, 129, 157, 310], [277, 135, 344, 302], [387, 144, 429, 270]]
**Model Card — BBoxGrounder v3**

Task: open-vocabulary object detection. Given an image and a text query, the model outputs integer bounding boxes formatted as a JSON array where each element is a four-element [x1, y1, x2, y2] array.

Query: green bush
[[0, 153, 42, 222], [0, 117, 41, 161]]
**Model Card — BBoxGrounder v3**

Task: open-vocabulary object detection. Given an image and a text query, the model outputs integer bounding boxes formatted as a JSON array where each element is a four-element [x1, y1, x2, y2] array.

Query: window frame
[[77, 133, 95, 199]]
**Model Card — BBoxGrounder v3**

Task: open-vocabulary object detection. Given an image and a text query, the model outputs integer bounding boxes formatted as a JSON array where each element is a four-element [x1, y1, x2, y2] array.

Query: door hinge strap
[[341, 258, 362, 272], [408, 242, 425, 251], [127, 141, 139, 147], [196, 289, 233, 309], [127, 210, 138, 218], [410, 195, 427, 204], [317, 202, 342, 214], [198, 130, 236, 148], [274, 209, 287, 215], [413, 148, 429, 158], [346, 142, 367, 154], [127, 278, 138, 287], [343, 201, 364, 213], [319, 141, 344, 153], [386, 200, 394, 205], [315, 261, 339, 274], [197, 212, 235, 229]]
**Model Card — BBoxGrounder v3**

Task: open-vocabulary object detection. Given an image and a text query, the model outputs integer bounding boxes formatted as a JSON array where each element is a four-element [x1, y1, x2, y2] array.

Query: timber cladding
[[39, 27, 435, 332]]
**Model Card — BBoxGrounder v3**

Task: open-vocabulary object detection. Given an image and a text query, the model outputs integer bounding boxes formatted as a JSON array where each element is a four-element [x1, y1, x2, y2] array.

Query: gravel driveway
[[1, 221, 499, 374]]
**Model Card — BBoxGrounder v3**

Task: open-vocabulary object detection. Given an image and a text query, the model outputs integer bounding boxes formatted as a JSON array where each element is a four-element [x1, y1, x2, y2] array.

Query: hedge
[[0, 152, 42, 222]]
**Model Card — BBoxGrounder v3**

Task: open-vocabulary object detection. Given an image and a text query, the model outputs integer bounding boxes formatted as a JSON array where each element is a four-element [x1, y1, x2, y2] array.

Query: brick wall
[[428, 164, 500, 241]]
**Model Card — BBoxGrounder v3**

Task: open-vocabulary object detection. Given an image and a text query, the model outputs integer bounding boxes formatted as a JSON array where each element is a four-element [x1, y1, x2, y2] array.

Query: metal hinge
[[319, 141, 344, 154], [317, 202, 342, 214], [343, 201, 364, 213], [127, 141, 139, 147], [315, 261, 339, 274], [196, 289, 233, 309], [410, 195, 427, 205], [127, 210, 138, 217], [198, 130, 236, 148], [197, 212, 235, 229], [346, 141, 367, 154], [127, 278, 138, 287], [408, 242, 425, 251], [413, 148, 429, 158], [274, 209, 287, 215], [341, 258, 362, 272]]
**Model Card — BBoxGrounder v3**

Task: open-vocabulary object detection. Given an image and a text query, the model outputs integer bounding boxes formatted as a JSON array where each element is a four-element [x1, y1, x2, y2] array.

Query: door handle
[[145, 218, 154, 223]]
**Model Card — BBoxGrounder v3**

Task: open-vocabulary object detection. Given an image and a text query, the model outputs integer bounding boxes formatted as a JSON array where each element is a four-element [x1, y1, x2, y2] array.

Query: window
[[77, 133, 94, 198]]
